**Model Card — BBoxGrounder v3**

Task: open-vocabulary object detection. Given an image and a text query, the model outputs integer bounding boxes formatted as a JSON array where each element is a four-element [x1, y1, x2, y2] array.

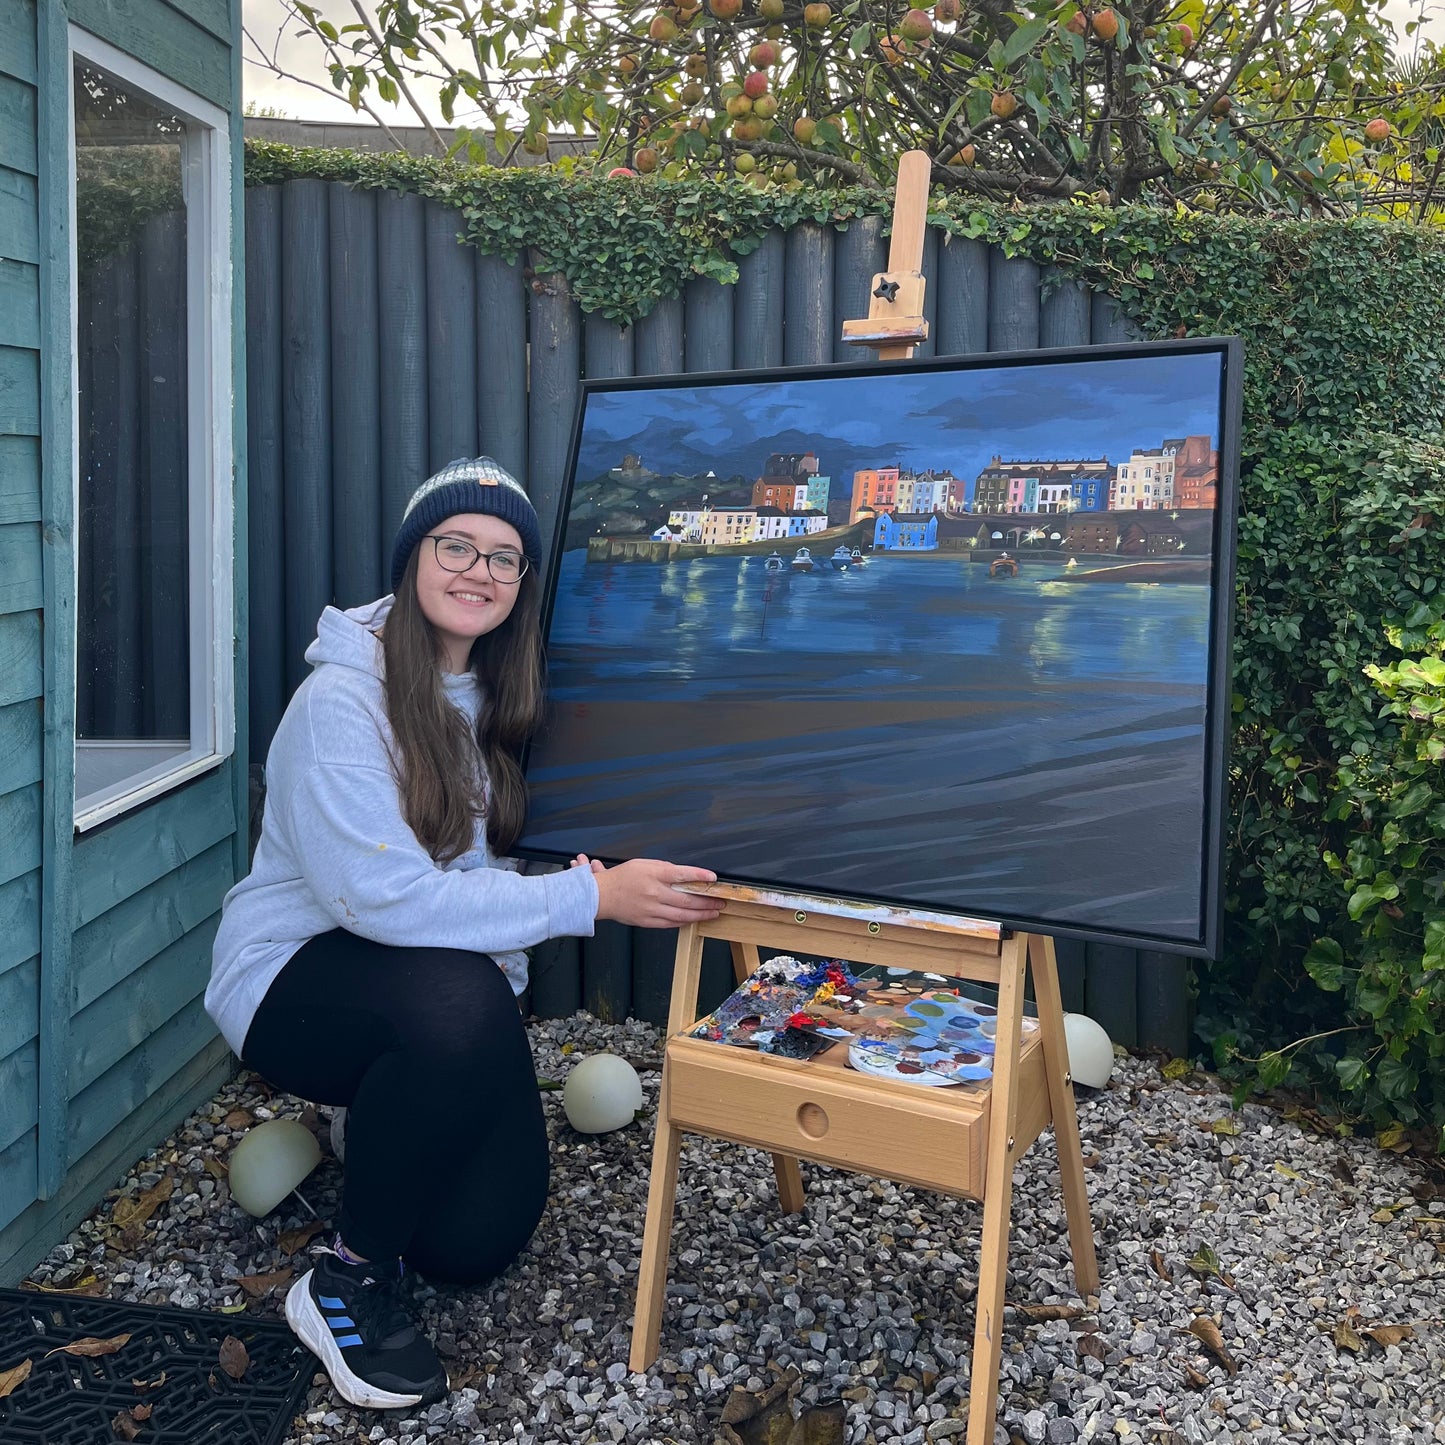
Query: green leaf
[[1002, 18, 1049, 64], [1303, 938, 1346, 991], [849, 24, 872, 57]]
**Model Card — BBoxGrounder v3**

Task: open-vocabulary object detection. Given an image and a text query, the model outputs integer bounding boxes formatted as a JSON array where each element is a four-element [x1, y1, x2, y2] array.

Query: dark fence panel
[[243, 188, 1190, 1052], [329, 186, 381, 608]]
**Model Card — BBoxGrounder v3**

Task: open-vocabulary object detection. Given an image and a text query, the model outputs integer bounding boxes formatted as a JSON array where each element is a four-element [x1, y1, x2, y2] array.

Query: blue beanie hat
[[390, 456, 543, 590]]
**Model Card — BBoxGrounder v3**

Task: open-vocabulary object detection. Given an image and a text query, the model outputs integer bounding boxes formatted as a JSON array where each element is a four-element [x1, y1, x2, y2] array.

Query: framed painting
[[517, 338, 1243, 956]]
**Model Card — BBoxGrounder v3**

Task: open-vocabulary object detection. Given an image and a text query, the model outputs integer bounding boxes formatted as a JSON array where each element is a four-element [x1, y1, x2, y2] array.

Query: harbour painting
[[518, 340, 1241, 955]]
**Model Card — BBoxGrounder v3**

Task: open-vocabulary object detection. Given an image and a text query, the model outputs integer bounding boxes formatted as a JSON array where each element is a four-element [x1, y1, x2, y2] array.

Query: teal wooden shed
[[0, 0, 246, 1282]]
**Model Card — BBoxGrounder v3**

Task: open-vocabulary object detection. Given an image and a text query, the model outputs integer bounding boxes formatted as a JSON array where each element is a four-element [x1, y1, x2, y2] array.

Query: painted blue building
[[0, 0, 246, 1283], [1070, 474, 1110, 511], [874, 512, 939, 550]]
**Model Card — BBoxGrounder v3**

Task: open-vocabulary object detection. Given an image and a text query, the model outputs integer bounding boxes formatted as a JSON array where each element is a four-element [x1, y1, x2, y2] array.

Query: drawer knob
[[797, 1102, 829, 1139]]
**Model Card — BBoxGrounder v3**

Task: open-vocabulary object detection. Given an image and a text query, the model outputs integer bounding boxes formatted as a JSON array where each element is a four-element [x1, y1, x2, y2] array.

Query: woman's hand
[[591, 858, 723, 929]]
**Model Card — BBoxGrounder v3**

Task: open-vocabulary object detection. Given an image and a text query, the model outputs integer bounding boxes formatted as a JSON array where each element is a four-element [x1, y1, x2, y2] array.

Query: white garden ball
[[563, 1053, 644, 1134], [227, 1118, 323, 1217], [1062, 1012, 1115, 1089]]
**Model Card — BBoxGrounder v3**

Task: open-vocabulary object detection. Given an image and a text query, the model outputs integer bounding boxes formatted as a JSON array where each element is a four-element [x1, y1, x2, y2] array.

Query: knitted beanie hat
[[390, 456, 543, 590]]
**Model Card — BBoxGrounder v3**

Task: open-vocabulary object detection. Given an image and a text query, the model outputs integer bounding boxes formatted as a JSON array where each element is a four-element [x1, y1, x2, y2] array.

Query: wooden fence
[[243, 178, 1192, 1054]]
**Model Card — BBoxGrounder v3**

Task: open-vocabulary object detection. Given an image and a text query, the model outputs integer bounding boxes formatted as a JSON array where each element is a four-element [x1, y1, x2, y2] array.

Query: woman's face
[[414, 511, 526, 672]]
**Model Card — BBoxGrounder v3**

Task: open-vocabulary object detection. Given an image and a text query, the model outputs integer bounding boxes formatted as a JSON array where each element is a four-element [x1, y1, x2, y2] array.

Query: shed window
[[70, 37, 233, 829]]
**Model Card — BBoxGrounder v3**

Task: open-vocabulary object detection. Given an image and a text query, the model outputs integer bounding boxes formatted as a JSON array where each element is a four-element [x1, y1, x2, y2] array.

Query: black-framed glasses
[[426, 535, 529, 583]]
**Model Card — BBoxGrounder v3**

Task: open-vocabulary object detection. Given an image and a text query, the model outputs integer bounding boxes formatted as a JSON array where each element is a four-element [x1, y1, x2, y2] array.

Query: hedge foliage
[[244, 143, 1445, 1144]]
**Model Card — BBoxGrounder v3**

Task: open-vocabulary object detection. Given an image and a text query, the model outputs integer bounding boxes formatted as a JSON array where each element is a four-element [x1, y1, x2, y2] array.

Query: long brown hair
[[381, 547, 546, 863]]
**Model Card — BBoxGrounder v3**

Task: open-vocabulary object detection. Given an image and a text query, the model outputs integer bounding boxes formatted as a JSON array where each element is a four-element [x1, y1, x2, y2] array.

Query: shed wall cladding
[[0, 0, 242, 1285], [244, 181, 1192, 1056]]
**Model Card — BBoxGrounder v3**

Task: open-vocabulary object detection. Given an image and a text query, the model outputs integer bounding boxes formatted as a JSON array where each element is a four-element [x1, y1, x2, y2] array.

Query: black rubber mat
[[0, 1286, 313, 1444]]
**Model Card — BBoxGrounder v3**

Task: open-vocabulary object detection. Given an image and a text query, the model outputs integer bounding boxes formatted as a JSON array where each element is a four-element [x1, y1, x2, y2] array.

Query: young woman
[[206, 457, 721, 1411]]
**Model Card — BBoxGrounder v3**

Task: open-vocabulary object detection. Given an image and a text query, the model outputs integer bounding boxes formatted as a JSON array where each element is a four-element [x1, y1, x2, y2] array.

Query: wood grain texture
[[0, 345, 39, 434], [71, 839, 233, 1013], [424, 200, 479, 468], [66, 0, 232, 109], [0, 611, 39, 707], [0, 259, 39, 350], [328, 184, 382, 607], [636, 294, 684, 376], [0, 697, 40, 795], [245, 185, 286, 757], [0, 75, 36, 177], [0, 1040, 37, 1155], [0, 2, 37, 87], [733, 230, 785, 370], [70, 767, 234, 928], [69, 917, 218, 1096], [475, 251, 528, 482], [0, 782, 39, 888], [0, 166, 38, 265], [0, 871, 39, 976], [935, 235, 989, 357], [0, 954, 37, 1061], [0, 1035, 231, 1280], [683, 278, 732, 373]]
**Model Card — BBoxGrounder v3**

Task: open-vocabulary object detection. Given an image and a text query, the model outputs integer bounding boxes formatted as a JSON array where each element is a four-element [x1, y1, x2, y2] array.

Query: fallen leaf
[[45, 1333, 132, 1360], [1376, 1122, 1410, 1151], [1371, 1208, 1398, 1224], [218, 1336, 249, 1381], [1187, 1245, 1222, 1279], [1161, 1057, 1192, 1081], [1273, 1162, 1302, 1181], [721, 1384, 761, 1424], [202, 1158, 228, 1181], [1149, 1249, 1172, 1282], [1331, 1158, 1355, 1185], [222, 1110, 252, 1131], [238, 1268, 293, 1298], [278, 1222, 324, 1257], [218, 1302, 249, 1315], [131, 1371, 166, 1391], [1081, 1152, 1101, 1168], [1182, 1363, 1209, 1389], [1362, 1324, 1413, 1348], [0, 1359, 33, 1399], [1207, 1117, 1241, 1137], [27, 1273, 105, 1297], [112, 1177, 174, 1233], [1333, 1319, 1363, 1352], [130, 1403, 152, 1421], [111, 1409, 142, 1441], [1076, 1332, 1108, 1363], [1011, 1302, 1091, 1322], [1188, 1316, 1237, 1374]]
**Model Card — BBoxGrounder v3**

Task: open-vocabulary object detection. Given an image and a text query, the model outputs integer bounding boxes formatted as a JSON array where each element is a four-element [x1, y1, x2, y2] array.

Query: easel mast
[[628, 154, 1099, 1445]]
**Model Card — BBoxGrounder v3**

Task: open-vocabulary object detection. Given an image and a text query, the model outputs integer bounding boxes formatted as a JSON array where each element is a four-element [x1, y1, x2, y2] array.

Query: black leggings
[[240, 930, 547, 1285]]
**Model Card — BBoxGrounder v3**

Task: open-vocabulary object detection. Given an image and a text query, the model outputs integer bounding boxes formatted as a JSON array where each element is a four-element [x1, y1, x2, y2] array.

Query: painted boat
[[829, 546, 853, 570], [849, 548, 869, 567], [764, 552, 785, 572], [791, 547, 814, 573], [989, 555, 1020, 578]]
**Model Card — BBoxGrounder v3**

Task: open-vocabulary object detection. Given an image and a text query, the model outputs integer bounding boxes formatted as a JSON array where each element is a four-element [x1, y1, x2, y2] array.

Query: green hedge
[[244, 144, 1445, 1145]]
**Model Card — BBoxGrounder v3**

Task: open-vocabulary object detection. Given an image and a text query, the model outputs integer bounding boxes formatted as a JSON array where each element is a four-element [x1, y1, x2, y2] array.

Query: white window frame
[[68, 29, 234, 832]]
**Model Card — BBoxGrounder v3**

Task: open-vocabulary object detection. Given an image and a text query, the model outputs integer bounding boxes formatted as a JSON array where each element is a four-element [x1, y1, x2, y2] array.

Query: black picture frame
[[517, 337, 1243, 959]]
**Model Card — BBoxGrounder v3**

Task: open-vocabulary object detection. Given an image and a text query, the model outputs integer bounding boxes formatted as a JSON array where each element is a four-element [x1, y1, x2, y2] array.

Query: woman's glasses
[[426, 535, 529, 583]]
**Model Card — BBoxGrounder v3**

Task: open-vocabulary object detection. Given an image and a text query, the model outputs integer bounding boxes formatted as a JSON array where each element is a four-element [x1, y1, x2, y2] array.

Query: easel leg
[[729, 941, 806, 1214], [967, 933, 1028, 1445], [632, 925, 706, 1372], [630, 1066, 683, 1372], [1028, 934, 1099, 1294]]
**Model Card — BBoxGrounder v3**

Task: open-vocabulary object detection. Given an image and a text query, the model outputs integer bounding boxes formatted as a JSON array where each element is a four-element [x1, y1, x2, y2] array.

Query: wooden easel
[[627, 155, 1100, 1445]]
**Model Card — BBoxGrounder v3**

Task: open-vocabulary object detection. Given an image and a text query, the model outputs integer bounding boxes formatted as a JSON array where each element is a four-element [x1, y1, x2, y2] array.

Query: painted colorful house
[[850, 466, 901, 518], [874, 512, 939, 550], [699, 507, 760, 545], [0, 0, 246, 1283]]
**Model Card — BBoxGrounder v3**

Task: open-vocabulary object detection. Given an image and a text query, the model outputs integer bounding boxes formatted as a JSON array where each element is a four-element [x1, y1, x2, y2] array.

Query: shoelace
[[316, 1248, 415, 1347]]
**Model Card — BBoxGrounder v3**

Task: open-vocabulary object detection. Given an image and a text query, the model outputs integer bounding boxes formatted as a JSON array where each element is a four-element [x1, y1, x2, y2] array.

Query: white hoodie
[[206, 597, 599, 1056]]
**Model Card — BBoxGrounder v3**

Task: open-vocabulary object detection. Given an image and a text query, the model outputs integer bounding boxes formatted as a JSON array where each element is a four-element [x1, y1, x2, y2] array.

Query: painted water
[[521, 550, 1216, 944]]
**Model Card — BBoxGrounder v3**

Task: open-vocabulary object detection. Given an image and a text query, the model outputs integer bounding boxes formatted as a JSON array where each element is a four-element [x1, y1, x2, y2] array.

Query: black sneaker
[[284, 1249, 448, 1409]]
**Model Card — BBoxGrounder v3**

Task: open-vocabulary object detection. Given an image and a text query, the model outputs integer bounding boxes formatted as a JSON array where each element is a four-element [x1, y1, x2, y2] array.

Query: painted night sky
[[573, 352, 1223, 493]]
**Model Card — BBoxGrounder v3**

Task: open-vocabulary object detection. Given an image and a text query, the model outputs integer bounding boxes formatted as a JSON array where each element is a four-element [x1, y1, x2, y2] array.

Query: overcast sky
[[243, 0, 1445, 123]]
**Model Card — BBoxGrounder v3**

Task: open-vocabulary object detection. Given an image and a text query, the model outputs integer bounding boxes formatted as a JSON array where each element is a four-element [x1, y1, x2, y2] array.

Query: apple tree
[[253, 0, 1445, 214]]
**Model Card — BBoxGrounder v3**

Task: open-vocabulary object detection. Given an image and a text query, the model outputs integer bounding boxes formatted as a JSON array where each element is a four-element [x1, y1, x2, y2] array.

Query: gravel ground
[[23, 1011, 1445, 1445]]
